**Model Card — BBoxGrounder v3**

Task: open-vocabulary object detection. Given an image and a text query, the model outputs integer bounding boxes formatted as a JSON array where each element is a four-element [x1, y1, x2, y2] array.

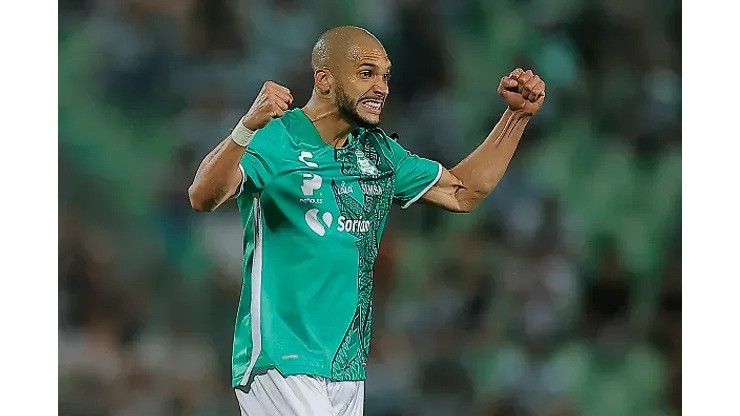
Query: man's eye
[[359, 71, 372, 78], [383, 73, 391, 81]]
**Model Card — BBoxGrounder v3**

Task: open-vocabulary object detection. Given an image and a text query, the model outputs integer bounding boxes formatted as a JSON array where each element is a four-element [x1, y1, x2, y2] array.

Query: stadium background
[[58, 0, 681, 415]]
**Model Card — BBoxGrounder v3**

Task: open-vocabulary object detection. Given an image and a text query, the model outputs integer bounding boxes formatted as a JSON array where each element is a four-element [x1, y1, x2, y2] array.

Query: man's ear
[[314, 69, 333, 96]]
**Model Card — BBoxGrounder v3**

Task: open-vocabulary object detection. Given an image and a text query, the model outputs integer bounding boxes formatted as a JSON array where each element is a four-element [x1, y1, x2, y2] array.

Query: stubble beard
[[335, 84, 380, 129]]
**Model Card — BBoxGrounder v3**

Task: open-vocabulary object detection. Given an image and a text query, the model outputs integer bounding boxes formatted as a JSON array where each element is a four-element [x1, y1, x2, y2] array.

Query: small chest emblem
[[337, 181, 354, 196], [355, 150, 379, 176]]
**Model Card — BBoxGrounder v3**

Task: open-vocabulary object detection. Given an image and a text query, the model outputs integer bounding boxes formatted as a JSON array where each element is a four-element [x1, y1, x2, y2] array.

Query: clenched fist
[[498, 69, 546, 116], [241, 81, 294, 131]]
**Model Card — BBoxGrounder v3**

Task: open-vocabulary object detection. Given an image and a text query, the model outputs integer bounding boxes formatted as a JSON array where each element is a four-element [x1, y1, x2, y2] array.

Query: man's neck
[[302, 95, 354, 148]]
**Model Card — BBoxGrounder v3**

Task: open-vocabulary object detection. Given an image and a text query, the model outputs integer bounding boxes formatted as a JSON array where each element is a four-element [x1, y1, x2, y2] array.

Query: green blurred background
[[58, 0, 681, 415]]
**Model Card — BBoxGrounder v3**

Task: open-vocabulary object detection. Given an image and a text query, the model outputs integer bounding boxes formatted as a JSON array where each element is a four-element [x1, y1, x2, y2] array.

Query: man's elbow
[[451, 190, 484, 213], [454, 201, 476, 214], [188, 184, 218, 212]]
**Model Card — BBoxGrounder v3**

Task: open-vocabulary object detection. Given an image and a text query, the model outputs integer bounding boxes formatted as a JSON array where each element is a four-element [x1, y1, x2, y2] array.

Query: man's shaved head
[[311, 26, 385, 72], [309, 26, 391, 129]]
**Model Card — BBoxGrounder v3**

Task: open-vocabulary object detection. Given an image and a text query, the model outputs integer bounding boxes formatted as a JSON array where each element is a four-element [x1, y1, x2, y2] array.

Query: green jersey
[[231, 109, 442, 387]]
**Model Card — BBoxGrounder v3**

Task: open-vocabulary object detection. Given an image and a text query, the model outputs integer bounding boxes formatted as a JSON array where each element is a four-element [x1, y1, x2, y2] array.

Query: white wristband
[[231, 120, 256, 147]]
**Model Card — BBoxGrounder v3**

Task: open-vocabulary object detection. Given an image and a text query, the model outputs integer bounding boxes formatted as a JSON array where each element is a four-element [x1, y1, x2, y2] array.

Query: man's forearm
[[449, 109, 530, 211]]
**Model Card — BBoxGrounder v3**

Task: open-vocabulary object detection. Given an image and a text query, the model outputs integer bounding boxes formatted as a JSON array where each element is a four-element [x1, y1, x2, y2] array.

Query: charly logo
[[304, 208, 334, 236], [355, 150, 379, 176], [300, 173, 323, 203], [337, 181, 353, 196], [298, 151, 318, 168]]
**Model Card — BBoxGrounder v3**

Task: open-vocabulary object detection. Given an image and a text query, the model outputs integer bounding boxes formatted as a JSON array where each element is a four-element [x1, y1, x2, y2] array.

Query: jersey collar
[[292, 108, 378, 150]]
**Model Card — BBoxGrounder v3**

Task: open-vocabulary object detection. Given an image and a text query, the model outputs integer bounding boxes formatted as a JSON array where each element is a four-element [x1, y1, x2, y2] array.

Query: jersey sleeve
[[232, 122, 285, 198], [387, 136, 443, 209]]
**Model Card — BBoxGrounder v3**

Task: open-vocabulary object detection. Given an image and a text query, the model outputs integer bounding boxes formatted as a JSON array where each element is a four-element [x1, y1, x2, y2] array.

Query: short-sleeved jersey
[[231, 109, 442, 387]]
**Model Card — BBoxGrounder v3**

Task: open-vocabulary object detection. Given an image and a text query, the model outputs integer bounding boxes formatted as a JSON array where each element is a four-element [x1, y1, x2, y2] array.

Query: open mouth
[[360, 98, 383, 114]]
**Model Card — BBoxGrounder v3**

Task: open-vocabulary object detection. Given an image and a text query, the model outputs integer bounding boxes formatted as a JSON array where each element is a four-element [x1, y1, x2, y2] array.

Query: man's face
[[333, 42, 391, 128]]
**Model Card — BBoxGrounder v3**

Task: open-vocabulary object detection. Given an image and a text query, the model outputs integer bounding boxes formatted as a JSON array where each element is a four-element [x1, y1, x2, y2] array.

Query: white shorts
[[235, 369, 364, 416]]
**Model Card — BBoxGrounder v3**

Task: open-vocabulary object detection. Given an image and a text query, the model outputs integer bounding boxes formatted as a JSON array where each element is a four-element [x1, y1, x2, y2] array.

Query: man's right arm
[[188, 81, 293, 212], [188, 136, 247, 212]]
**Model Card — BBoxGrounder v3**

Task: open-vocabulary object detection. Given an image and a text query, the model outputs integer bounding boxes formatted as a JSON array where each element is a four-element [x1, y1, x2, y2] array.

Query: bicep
[[235, 126, 284, 195], [206, 164, 244, 210], [227, 164, 247, 200], [419, 168, 468, 212], [190, 137, 248, 211]]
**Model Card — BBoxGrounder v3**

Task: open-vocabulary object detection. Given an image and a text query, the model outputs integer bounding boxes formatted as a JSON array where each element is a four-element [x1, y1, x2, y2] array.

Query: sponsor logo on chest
[[337, 181, 354, 196], [360, 182, 383, 196], [337, 216, 371, 233], [304, 208, 373, 236]]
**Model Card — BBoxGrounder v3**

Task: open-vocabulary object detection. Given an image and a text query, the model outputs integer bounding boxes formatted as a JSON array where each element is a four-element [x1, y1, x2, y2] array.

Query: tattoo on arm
[[194, 139, 228, 180]]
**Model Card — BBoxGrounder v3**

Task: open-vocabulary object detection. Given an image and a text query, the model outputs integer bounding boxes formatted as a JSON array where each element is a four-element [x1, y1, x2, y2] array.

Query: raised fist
[[498, 69, 546, 116], [241, 81, 294, 131]]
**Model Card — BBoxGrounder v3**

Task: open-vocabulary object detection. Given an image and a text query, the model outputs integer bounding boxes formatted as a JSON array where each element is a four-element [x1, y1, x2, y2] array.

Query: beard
[[336, 84, 380, 128]]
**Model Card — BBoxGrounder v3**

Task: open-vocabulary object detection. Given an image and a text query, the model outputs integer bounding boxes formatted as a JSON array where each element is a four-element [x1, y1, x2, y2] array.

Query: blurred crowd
[[58, 0, 681, 415]]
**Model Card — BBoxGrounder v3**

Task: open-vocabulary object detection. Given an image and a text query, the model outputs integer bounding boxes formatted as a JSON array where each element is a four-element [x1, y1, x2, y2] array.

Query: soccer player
[[188, 26, 545, 416]]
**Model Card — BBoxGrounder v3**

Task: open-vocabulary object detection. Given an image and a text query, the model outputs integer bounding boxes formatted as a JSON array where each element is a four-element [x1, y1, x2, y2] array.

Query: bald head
[[311, 26, 385, 72]]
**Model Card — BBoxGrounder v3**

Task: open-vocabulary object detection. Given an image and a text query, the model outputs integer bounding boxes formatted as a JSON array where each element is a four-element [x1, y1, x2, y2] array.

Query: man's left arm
[[420, 69, 546, 213]]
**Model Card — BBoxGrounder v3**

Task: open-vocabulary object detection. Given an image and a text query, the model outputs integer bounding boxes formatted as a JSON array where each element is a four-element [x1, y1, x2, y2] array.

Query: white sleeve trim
[[230, 164, 246, 200], [401, 162, 443, 209]]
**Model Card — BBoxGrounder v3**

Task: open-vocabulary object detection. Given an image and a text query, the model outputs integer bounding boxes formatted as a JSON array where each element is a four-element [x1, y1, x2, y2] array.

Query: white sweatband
[[231, 120, 256, 147]]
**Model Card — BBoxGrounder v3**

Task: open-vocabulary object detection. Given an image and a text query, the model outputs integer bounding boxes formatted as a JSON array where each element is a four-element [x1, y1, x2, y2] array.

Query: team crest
[[355, 151, 379, 176]]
